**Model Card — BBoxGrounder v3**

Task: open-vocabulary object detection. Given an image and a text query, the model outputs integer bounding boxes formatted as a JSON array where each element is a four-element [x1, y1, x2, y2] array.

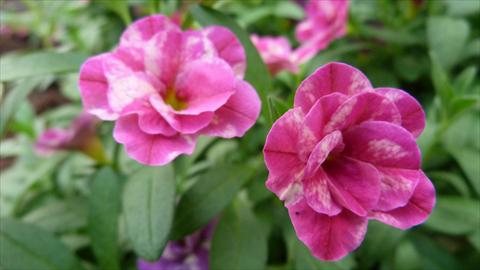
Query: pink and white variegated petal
[[304, 131, 344, 178], [303, 168, 342, 216], [264, 108, 314, 175], [113, 114, 196, 166], [78, 53, 117, 120], [288, 200, 368, 261], [369, 172, 435, 230], [120, 15, 181, 48], [325, 157, 381, 217], [149, 95, 214, 134], [144, 29, 183, 87], [181, 30, 218, 65], [121, 100, 176, 136], [203, 26, 246, 77], [294, 62, 372, 113], [107, 72, 162, 113], [303, 93, 348, 138], [266, 166, 305, 207], [201, 80, 260, 138], [323, 92, 401, 134], [377, 87, 426, 138], [342, 121, 421, 170], [374, 168, 421, 212], [174, 59, 236, 115]]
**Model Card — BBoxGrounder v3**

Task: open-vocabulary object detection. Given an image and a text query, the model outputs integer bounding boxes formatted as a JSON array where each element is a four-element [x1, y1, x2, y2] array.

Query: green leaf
[[445, 0, 480, 16], [0, 79, 39, 138], [209, 199, 267, 270], [96, 0, 131, 25], [449, 148, 480, 195], [454, 66, 477, 94], [357, 221, 405, 269], [0, 218, 84, 270], [428, 171, 471, 197], [468, 229, 480, 252], [410, 233, 462, 270], [122, 165, 176, 261], [171, 162, 257, 239], [425, 196, 480, 235], [0, 51, 88, 82], [89, 167, 121, 270], [427, 17, 470, 69], [394, 240, 421, 270], [189, 4, 272, 124], [430, 52, 454, 113]]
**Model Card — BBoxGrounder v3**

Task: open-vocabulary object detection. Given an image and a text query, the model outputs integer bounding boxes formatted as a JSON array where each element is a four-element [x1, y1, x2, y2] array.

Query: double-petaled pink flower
[[251, 35, 299, 76], [78, 15, 261, 166], [294, 0, 349, 63], [264, 62, 435, 261]]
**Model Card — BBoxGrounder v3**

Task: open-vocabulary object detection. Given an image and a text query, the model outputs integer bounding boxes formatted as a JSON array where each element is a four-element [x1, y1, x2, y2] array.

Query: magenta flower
[[35, 113, 106, 162], [251, 35, 299, 75], [294, 0, 349, 63], [263, 62, 435, 261], [137, 222, 215, 270], [78, 15, 261, 166]]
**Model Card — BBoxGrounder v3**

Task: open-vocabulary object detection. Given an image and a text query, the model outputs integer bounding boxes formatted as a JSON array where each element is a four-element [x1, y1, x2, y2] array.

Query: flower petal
[[324, 157, 381, 216], [369, 172, 435, 230], [201, 80, 260, 138], [150, 95, 214, 134], [121, 100, 176, 136], [304, 130, 344, 178], [175, 59, 236, 115], [342, 121, 421, 169], [376, 87, 426, 138], [266, 168, 305, 207], [303, 93, 348, 138], [323, 92, 401, 134], [289, 200, 368, 261], [113, 114, 196, 166], [374, 168, 421, 212], [120, 15, 180, 47], [145, 29, 183, 87], [203, 26, 246, 77], [78, 53, 117, 120], [294, 62, 372, 113], [303, 168, 342, 216], [181, 30, 218, 65]]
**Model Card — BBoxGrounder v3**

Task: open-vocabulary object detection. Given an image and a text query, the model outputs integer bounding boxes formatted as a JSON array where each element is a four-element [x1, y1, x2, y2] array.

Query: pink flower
[[294, 0, 349, 63], [251, 35, 299, 75], [263, 62, 435, 261], [35, 113, 106, 162], [78, 15, 261, 166]]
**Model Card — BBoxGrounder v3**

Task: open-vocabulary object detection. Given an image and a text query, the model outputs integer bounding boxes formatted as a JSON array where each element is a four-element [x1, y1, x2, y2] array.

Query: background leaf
[[122, 165, 176, 261], [0, 218, 84, 270], [88, 167, 121, 270]]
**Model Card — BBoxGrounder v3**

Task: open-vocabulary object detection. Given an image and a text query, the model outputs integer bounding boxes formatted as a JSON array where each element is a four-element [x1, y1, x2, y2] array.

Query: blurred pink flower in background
[[137, 222, 215, 270], [263, 62, 435, 261], [35, 113, 106, 162], [78, 15, 261, 166], [294, 0, 349, 63], [251, 35, 299, 75]]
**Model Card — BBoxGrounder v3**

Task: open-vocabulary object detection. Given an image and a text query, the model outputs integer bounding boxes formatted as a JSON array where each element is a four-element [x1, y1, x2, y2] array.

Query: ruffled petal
[[304, 131, 343, 178], [181, 30, 218, 65], [342, 121, 421, 170], [324, 157, 381, 216], [113, 114, 196, 166], [200, 80, 260, 138], [289, 200, 368, 261], [369, 172, 435, 230], [374, 168, 420, 212], [294, 62, 372, 113], [323, 92, 401, 134], [303, 168, 342, 216], [174, 59, 236, 115], [266, 167, 305, 207], [376, 88, 426, 138], [303, 93, 348, 138], [120, 15, 180, 47], [78, 53, 117, 120], [203, 26, 246, 77], [121, 100, 176, 136]]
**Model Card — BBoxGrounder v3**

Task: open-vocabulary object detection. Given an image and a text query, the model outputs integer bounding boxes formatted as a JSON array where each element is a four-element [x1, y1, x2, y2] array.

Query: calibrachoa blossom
[[78, 15, 261, 165], [263, 62, 435, 261], [251, 35, 299, 75], [137, 223, 215, 270], [35, 113, 106, 162], [294, 0, 349, 63]]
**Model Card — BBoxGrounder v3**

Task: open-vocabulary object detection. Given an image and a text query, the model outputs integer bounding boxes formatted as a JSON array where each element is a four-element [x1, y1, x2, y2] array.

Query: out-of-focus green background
[[0, 0, 479, 270]]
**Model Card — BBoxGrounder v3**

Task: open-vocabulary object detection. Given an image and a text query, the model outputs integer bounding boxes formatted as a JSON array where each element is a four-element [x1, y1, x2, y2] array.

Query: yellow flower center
[[164, 88, 187, 111]]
